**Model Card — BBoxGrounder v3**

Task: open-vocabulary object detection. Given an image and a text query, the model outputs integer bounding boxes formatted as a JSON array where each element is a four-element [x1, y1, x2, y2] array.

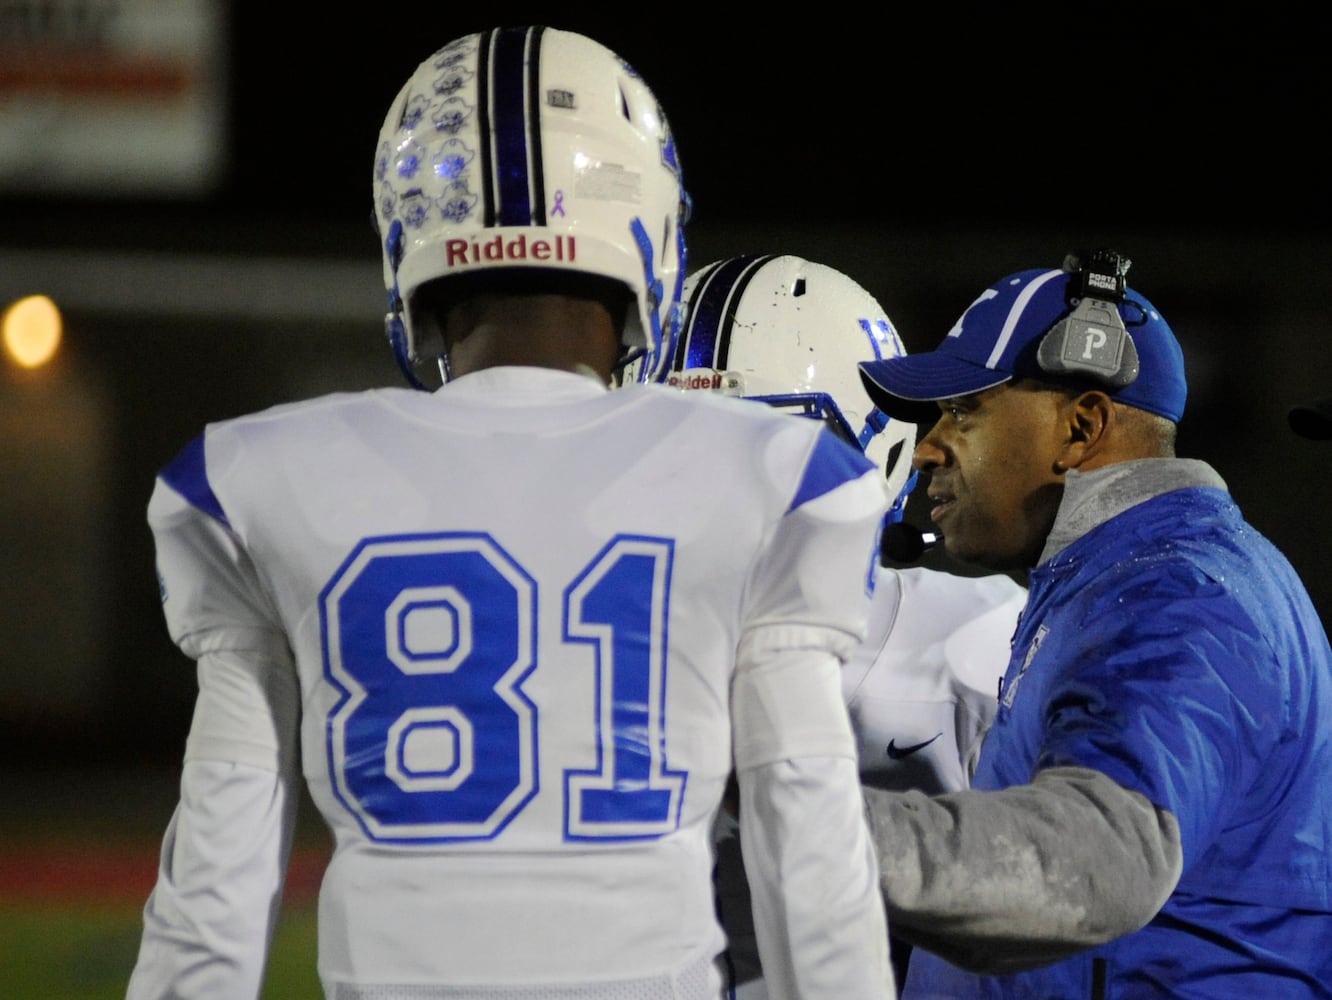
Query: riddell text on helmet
[[444, 234, 576, 265], [666, 371, 724, 390]]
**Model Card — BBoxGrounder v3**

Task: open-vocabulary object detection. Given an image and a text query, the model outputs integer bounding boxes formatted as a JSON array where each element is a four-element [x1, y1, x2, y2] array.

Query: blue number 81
[[322, 532, 686, 844]]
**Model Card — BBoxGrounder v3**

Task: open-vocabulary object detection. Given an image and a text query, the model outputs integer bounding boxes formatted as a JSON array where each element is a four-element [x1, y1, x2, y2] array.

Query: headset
[[1037, 248, 1143, 388]]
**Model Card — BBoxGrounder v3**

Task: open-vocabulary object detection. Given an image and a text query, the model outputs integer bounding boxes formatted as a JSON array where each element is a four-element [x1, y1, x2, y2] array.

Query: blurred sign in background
[[0, 0, 226, 197]]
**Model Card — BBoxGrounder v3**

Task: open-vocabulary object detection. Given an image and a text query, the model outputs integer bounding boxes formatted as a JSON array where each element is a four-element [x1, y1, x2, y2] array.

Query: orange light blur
[[3, 295, 63, 368]]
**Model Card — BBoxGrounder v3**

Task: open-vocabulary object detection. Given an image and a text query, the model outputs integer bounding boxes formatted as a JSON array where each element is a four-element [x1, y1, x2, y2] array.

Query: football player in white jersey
[[649, 254, 1028, 996], [126, 28, 895, 1000]]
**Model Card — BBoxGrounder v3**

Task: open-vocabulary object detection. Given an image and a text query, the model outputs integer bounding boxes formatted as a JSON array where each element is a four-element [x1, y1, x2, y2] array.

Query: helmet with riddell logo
[[373, 25, 691, 388], [657, 253, 920, 523]]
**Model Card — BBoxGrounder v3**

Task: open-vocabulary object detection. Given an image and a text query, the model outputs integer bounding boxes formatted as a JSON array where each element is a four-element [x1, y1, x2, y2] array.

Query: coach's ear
[[1058, 390, 1115, 473]]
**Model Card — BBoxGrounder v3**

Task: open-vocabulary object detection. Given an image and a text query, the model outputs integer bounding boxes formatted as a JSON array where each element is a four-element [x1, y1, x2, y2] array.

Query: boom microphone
[[880, 522, 942, 565]]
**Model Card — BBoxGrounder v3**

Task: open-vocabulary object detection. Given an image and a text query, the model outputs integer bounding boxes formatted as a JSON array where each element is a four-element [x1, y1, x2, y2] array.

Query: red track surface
[[0, 843, 326, 906]]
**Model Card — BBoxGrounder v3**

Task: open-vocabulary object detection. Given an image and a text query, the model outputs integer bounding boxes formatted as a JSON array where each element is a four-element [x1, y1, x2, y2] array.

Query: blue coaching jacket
[[905, 459, 1332, 999]]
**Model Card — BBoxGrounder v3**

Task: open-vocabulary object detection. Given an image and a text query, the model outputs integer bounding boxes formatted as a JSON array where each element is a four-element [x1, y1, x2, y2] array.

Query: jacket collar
[[1039, 458, 1228, 565]]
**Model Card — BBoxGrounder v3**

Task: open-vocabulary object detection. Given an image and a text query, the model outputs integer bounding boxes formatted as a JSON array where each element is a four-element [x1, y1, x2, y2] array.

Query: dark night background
[[223, 8, 1332, 237], [9, 7, 1329, 244], [2, 4, 1329, 774]]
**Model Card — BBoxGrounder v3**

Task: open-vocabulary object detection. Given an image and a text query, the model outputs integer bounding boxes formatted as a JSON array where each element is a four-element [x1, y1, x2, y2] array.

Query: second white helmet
[[664, 254, 919, 520]]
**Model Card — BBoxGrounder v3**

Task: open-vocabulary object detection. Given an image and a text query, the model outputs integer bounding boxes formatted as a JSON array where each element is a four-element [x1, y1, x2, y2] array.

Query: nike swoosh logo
[[886, 734, 942, 760]]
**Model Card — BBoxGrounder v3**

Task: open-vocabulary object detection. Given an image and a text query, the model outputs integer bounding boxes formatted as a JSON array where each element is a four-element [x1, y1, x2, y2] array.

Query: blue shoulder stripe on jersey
[[159, 433, 231, 529], [788, 428, 875, 513], [523, 26, 547, 224]]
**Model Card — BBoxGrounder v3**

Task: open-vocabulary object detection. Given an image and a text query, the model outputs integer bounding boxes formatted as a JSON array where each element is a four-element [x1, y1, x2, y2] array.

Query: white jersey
[[844, 567, 1027, 793], [127, 367, 894, 1000], [714, 565, 1027, 997]]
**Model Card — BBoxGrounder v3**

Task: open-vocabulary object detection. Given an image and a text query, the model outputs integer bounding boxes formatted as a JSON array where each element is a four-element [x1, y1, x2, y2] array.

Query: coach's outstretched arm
[[866, 766, 1181, 973]]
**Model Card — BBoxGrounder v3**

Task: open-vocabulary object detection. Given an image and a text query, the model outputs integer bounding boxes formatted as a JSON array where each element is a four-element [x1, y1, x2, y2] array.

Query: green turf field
[[2, 900, 321, 999], [1, 765, 327, 998]]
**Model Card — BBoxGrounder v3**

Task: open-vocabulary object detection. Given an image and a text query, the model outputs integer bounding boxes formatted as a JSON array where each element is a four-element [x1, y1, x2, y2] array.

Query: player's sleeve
[[864, 765, 1182, 974], [730, 426, 895, 999], [149, 435, 288, 662], [736, 714, 895, 999], [128, 442, 303, 998], [126, 752, 300, 999]]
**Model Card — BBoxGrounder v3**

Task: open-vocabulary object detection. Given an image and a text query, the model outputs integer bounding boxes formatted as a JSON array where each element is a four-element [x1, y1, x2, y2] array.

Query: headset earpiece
[[1036, 249, 1140, 388]]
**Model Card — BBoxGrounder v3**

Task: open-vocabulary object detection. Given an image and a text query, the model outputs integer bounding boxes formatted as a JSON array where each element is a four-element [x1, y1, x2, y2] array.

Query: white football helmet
[[373, 26, 690, 388], [661, 254, 919, 522]]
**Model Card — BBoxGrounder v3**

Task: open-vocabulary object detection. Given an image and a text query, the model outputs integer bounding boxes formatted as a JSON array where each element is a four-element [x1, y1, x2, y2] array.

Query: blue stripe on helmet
[[680, 254, 775, 371], [492, 26, 536, 227], [525, 26, 547, 225], [476, 29, 496, 226]]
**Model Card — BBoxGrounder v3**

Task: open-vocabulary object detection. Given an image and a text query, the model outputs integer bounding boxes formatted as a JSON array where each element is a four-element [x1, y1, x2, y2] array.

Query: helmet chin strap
[[385, 222, 434, 392], [885, 468, 919, 526], [386, 310, 432, 392]]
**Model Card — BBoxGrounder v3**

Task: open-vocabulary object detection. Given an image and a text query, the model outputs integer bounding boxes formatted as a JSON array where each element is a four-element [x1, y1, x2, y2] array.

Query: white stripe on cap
[[985, 268, 1063, 369]]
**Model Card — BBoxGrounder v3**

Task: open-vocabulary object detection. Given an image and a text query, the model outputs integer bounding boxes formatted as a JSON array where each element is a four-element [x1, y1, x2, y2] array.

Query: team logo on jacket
[[1001, 624, 1047, 709]]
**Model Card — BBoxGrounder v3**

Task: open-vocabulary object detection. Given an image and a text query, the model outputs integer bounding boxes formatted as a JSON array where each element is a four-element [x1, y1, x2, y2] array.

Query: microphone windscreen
[[880, 523, 941, 564]]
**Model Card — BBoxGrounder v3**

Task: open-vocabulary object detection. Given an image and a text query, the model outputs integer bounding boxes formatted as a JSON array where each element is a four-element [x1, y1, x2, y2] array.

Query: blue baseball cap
[[858, 265, 1188, 423]]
